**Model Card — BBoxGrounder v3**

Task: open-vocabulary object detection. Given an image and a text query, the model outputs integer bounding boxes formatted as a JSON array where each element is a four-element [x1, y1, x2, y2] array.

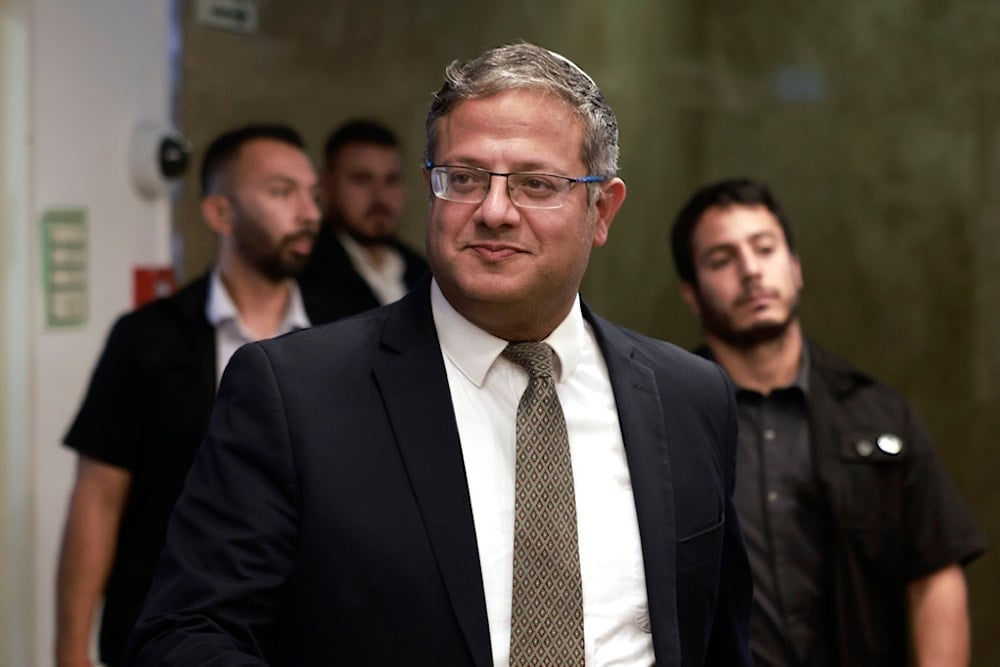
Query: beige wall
[[174, 0, 998, 661], [1, 0, 32, 662], [2, 1, 173, 664]]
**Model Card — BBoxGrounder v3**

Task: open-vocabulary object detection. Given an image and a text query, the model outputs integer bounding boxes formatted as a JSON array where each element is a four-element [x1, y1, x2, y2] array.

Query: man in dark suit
[[300, 119, 428, 322], [56, 124, 324, 667], [126, 43, 752, 666]]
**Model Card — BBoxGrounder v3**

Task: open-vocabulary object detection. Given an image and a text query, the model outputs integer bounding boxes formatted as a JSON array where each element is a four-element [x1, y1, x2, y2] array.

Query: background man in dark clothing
[[670, 177, 987, 666], [300, 119, 427, 322], [55, 124, 324, 667]]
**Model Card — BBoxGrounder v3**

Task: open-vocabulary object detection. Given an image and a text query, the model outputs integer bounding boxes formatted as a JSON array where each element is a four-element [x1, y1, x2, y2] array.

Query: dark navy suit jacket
[[125, 277, 752, 666], [66, 273, 332, 665]]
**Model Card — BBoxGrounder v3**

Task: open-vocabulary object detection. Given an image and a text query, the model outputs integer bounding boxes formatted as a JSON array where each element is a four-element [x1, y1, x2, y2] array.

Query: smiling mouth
[[469, 243, 522, 261]]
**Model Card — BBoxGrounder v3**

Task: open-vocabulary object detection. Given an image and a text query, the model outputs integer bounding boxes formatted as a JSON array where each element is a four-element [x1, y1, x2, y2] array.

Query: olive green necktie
[[502, 342, 585, 666]]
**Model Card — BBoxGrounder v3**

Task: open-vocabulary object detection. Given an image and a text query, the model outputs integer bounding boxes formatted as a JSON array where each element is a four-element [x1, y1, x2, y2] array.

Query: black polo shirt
[[734, 349, 834, 666]]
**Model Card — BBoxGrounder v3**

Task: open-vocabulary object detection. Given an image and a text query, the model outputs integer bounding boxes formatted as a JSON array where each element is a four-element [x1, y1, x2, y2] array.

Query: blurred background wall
[[2, 0, 996, 663]]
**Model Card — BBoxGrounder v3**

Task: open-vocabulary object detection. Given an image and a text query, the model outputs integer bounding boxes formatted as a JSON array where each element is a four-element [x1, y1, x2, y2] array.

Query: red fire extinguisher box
[[133, 266, 176, 308]]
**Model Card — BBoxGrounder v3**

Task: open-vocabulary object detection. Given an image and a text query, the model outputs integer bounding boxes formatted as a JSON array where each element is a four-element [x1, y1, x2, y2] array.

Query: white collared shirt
[[205, 269, 311, 387], [430, 280, 654, 667], [339, 231, 407, 305]]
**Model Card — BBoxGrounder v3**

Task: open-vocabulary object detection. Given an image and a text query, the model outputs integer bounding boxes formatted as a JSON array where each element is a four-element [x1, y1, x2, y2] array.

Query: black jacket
[[701, 339, 986, 665], [299, 224, 428, 323], [64, 273, 329, 665], [126, 278, 753, 665], [805, 340, 985, 664]]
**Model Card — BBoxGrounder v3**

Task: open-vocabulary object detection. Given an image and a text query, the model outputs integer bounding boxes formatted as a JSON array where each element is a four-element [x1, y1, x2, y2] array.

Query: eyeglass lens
[[431, 167, 577, 209]]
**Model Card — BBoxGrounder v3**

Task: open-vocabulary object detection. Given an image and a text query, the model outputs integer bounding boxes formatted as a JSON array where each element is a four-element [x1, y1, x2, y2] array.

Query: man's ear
[[791, 252, 804, 291], [201, 194, 232, 237], [591, 177, 627, 248], [679, 280, 702, 318]]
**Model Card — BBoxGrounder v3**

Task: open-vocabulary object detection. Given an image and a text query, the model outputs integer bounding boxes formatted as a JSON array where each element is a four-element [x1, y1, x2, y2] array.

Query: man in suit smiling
[[126, 43, 752, 666]]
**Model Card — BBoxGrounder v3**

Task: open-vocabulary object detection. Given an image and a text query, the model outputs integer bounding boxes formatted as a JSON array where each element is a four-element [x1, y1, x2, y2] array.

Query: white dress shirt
[[205, 269, 311, 387], [339, 231, 407, 305], [430, 280, 654, 667]]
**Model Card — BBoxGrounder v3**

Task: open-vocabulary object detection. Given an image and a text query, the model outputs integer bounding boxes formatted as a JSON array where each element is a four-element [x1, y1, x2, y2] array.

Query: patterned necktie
[[502, 342, 585, 666]]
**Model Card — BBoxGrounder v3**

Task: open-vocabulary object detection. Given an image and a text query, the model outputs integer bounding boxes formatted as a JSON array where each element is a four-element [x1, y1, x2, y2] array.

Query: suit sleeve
[[123, 343, 299, 665], [704, 366, 754, 666]]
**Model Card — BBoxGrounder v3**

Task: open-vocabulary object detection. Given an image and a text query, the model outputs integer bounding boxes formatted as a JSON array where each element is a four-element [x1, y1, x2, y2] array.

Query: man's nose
[[738, 249, 761, 279], [300, 190, 321, 225], [476, 175, 519, 227]]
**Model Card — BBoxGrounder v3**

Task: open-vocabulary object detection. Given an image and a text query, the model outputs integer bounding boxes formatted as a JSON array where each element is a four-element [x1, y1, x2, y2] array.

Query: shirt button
[[767, 491, 779, 503], [763, 429, 776, 441]]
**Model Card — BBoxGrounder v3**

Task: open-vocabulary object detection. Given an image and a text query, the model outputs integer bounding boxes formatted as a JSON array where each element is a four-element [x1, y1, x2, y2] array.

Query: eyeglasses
[[425, 163, 606, 210]]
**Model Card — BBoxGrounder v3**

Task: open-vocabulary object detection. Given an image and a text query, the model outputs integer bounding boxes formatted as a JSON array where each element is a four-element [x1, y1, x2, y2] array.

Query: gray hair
[[424, 42, 620, 202]]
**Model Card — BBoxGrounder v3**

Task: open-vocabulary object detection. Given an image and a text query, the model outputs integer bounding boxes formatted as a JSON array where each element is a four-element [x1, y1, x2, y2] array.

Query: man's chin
[[700, 294, 800, 349], [259, 255, 308, 282], [714, 320, 791, 349], [347, 225, 395, 247]]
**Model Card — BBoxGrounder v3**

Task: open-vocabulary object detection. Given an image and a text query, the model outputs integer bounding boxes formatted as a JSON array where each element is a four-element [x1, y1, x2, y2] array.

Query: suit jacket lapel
[[586, 308, 682, 665], [372, 280, 493, 666]]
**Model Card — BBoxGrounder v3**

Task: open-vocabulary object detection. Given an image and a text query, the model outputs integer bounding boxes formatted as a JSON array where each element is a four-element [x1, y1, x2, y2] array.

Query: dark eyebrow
[[748, 231, 779, 243], [697, 230, 780, 263], [262, 174, 315, 188]]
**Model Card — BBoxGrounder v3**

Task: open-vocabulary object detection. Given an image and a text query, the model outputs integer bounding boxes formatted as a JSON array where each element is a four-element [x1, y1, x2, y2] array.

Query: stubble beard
[[333, 207, 397, 248], [699, 290, 800, 350], [234, 216, 313, 282]]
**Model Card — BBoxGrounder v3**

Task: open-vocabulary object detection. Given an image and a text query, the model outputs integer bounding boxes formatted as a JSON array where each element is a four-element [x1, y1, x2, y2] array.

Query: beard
[[697, 288, 800, 349], [232, 211, 315, 282], [257, 233, 314, 281], [334, 204, 397, 247]]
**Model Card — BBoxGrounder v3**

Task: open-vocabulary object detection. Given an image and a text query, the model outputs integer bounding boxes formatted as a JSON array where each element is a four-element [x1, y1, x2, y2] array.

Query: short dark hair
[[199, 124, 305, 197], [670, 177, 795, 284], [323, 119, 399, 167]]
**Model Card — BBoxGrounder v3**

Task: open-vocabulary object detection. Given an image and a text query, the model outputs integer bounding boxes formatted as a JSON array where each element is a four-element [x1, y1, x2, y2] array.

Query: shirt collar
[[206, 268, 311, 333], [726, 334, 810, 396], [430, 278, 584, 387], [338, 230, 371, 266], [339, 230, 405, 276], [794, 339, 811, 392]]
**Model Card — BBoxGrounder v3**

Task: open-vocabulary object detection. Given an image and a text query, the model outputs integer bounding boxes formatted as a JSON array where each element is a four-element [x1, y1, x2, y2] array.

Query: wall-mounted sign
[[41, 207, 88, 327], [196, 0, 258, 34]]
